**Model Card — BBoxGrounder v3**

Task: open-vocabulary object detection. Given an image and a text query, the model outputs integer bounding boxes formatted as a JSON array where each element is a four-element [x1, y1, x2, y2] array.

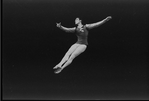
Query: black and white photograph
[[2, 0, 149, 100]]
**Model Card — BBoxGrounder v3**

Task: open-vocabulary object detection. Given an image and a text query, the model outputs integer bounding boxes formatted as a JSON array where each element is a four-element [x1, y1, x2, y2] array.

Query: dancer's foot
[[54, 67, 63, 74], [53, 64, 61, 69]]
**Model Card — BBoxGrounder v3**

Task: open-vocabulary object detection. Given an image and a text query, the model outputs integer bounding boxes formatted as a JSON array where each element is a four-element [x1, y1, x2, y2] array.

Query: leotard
[[75, 25, 88, 45]]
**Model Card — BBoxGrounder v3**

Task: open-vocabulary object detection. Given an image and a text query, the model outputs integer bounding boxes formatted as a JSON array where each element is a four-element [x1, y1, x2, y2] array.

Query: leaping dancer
[[53, 16, 112, 74]]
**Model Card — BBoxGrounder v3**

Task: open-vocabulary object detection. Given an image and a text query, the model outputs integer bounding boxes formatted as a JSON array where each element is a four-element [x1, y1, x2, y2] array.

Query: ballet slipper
[[54, 67, 63, 74]]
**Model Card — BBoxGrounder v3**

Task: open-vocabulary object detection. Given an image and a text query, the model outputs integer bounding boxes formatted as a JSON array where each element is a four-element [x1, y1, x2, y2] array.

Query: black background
[[2, 0, 149, 100]]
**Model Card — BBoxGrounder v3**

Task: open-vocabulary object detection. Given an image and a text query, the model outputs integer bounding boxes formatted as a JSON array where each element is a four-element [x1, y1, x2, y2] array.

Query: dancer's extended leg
[[61, 45, 86, 69], [53, 44, 79, 69], [54, 44, 87, 74]]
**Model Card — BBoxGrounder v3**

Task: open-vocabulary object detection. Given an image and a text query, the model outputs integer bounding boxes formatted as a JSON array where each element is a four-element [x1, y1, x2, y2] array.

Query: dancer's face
[[75, 18, 81, 25]]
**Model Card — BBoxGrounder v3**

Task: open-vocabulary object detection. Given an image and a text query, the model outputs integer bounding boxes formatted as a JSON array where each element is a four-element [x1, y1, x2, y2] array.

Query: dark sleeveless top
[[75, 25, 88, 45]]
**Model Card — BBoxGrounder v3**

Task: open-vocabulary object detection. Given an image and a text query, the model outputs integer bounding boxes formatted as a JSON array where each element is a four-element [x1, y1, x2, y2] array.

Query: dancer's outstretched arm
[[85, 16, 112, 29], [56, 22, 76, 33]]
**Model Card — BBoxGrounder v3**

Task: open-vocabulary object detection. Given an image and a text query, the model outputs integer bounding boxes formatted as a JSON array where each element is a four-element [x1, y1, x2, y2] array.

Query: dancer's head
[[75, 17, 82, 25]]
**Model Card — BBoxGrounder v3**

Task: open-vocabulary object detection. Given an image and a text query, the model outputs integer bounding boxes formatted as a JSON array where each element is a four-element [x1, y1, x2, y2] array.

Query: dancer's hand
[[56, 22, 61, 28], [106, 16, 112, 21]]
